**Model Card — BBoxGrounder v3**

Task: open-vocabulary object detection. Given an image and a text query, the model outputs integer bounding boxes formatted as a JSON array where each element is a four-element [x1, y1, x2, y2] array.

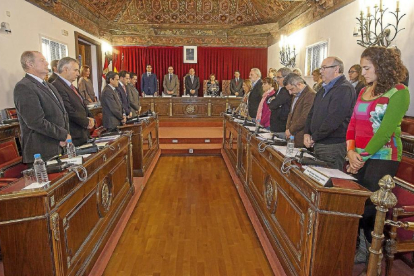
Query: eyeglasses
[[320, 65, 338, 71], [348, 70, 357, 74], [276, 76, 284, 79]]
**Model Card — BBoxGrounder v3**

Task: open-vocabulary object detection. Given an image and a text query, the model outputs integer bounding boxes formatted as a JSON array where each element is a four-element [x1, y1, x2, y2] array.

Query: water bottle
[[66, 139, 77, 158], [286, 135, 295, 157], [33, 154, 49, 184]]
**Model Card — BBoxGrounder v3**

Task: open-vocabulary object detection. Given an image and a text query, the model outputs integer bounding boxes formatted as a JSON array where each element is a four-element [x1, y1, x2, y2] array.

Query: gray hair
[[277, 67, 292, 77], [283, 73, 305, 87], [57, 57, 79, 73], [328, 56, 344, 74], [20, 51, 40, 71], [250, 68, 261, 78]]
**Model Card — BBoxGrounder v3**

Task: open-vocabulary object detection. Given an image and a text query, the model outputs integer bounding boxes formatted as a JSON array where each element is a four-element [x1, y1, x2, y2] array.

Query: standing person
[[78, 65, 96, 104], [230, 71, 244, 97], [346, 47, 409, 262], [53, 57, 94, 146], [348, 64, 366, 96], [247, 68, 263, 121], [141, 64, 158, 96], [184, 68, 200, 96], [284, 73, 316, 147], [117, 70, 132, 118], [268, 67, 292, 135], [256, 77, 277, 129], [206, 74, 220, 96], [128, 72, 140, 117], [101, 71, 126, 131], [293, 68, 303, 77], [304, 57, 356, 170], [235, 79, 252, 118], [312, 68, 323, 92], [14, 51, 70, 163], [48, 59, 59, 83], [163, 66, 179, 96]]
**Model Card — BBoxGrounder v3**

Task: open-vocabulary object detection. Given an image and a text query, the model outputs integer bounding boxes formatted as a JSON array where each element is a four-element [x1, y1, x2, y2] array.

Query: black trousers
[[353, 159, 400, 243]]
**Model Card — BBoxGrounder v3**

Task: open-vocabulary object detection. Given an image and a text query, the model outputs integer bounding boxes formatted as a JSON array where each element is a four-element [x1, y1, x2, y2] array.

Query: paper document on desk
[[271, 145, 303, 157], [306, 166, 356, 180], [233, 118, 244, 124], [95, 135, 120, 142], [258, 132, 273, 140], [47, 156, 83, 165], [23, 181, 50, 190]]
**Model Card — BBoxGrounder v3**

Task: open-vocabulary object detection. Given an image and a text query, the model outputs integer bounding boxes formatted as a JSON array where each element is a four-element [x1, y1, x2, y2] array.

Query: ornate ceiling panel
[[26, 0, 352, 47]]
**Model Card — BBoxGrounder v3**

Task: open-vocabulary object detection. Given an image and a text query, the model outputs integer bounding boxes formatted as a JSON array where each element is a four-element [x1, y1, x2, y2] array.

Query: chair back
[[222, 80, 231, 96]]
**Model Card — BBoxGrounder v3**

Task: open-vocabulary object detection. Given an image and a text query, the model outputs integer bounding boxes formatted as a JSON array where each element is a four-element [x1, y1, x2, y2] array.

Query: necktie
[[191, 76, 194, 83], [169, 74, 172, 82], [70, 84, 83, 102], [42, 81, 59, 102], [236, 78, 238, 85]]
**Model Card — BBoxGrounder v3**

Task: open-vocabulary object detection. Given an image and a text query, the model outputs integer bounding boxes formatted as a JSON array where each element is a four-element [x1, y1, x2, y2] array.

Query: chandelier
[[355, 0, 406, 48], [279, 35, 297, 68]]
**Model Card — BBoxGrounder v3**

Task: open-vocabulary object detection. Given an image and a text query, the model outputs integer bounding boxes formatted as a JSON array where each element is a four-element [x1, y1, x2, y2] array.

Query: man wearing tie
[[128, 72, 140, 117], [163, 66, 179, 96], [52, 57, 94, 146], [184, 68, 200, 96], [230, 71, 244, 96], [14, 51, 70, 163], [117, 70, 132, 117], [101, 72, 126, 131], [141, 64, 158, 96]]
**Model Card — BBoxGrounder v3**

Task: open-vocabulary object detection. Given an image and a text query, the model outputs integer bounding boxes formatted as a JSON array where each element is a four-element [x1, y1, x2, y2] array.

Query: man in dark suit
[[247, 68, 263, 120], [52, 57, 94, 146], [230, 71, 244, 96], [14, 51, 70, 164], [283, 73, 316, 147], [128, 72, 140, 117], [101, 72, 126, 131], [141, 64, 158, 96], [163, 66, 179, 96], [185, 68, 200, 96], [268, 67, 292, 133], [117, 70, 132, 117], [48, 59, 59, 83]]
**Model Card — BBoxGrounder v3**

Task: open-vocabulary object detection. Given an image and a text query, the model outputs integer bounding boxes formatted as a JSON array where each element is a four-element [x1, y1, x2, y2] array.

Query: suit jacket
[[268, 87, 292, 133], [127, 83, 140, 117], [163, 74, 179, 96], [285, 86, 316, 147], [101, 85, 124, 130], [354, 81, 365, 96], [14, 74, 69, 163], [248, 79, 263, 118], [48, 72, 58, 83], [116, 83, 131, 115], [185, 75, 200, 96], [230, 78, 244, 96], [141, 73, 157, 95], [52, 76, 91, 146]]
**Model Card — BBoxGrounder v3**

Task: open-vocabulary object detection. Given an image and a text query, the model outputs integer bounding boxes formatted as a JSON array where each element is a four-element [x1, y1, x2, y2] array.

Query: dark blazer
[[127, 84, 140, 117], [48, 72, 58, 83], [14, 74, 69, 163], [230, 78, 244, 96], [52, 76, 91, 146], [185, 75, 200, 96], [101, 85, 124, 130], [248, 79, 263, 118], [354, 81, 365, 97], [268, 87, 292, 133], [141, 73, 157, 95], [116, 83, 131, 115], [286, 86, 316, 147]]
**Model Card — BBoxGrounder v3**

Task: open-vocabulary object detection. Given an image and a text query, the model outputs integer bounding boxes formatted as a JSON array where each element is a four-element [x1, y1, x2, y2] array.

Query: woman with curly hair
[[346, 46, 409, 263], [256, 77, 278, 129]]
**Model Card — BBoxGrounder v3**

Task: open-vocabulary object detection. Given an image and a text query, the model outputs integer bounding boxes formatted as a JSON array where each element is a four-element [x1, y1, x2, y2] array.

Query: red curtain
[[112, 46, 267, 96]]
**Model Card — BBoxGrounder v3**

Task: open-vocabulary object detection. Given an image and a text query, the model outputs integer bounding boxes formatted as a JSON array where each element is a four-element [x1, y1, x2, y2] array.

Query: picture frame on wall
[[183, 46, 197, 63]]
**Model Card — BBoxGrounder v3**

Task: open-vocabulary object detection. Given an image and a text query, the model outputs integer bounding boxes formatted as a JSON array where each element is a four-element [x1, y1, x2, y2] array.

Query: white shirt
[[58, 75, 73, 88], [27, 73, 45, 84], [109, 84, 116, 91]]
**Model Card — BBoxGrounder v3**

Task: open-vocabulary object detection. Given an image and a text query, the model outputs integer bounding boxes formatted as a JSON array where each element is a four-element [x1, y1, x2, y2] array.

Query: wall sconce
[[279, 35, 297, 68], [355, 0, 406, 47]]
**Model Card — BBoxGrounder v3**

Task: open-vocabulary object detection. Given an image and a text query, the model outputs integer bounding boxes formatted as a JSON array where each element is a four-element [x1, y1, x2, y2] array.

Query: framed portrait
[[183, 46, 197, 63]]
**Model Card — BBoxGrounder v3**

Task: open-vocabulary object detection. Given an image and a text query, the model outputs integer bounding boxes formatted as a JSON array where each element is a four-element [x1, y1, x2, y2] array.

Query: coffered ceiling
[[27, 0, 352, 47]]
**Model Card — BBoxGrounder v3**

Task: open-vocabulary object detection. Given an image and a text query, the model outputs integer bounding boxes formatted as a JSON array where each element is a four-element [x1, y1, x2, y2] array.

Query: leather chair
[[4, 108, 17, 119], [401, 117, 414, 135], [222, 80, 231, 96], [0, 138, 27, 185]]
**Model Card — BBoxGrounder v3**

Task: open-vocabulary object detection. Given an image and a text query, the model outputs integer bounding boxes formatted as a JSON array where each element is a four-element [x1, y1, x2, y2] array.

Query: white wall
[[268, 0, 414, 115], [0, 0, 106, 109]]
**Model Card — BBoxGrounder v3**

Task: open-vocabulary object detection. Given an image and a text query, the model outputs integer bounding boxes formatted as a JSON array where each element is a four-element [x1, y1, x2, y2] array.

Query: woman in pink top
[[256, 77, 278, 129]]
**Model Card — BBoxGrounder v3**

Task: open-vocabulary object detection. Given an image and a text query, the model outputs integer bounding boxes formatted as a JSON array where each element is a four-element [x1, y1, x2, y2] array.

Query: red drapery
[[112, 46, 267, 96]]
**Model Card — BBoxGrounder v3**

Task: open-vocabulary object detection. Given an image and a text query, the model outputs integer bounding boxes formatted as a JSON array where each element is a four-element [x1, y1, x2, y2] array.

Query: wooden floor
[[103, 156, 273, 276]]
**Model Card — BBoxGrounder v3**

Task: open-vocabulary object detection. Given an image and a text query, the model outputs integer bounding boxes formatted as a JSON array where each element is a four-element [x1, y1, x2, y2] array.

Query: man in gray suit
[[230, 70, 244, 96], [101, 72, 126, 131], [128, 72, 140, 117], [14, 51, 70, 163], [184, 68, 200, 96], [163, 66, 179, 96]]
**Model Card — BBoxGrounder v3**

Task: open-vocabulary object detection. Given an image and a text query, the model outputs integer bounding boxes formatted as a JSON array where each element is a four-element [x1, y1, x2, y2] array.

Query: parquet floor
[[103, 156, 273, 276]]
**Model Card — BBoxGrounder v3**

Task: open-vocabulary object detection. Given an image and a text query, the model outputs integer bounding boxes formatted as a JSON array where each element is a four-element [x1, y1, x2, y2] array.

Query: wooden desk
[[223, 115, 371, 276], [0, 136, 133, 276], [140, 97, 241, 118], [119, 116, 159, 177]]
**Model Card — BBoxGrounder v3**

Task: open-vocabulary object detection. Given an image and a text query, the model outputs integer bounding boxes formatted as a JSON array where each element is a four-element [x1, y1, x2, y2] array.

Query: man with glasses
[[163, 66, 179, 96], [141, 64, 158, 96], [248, 68, 263, 120], [304, 57, 356, 170]]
